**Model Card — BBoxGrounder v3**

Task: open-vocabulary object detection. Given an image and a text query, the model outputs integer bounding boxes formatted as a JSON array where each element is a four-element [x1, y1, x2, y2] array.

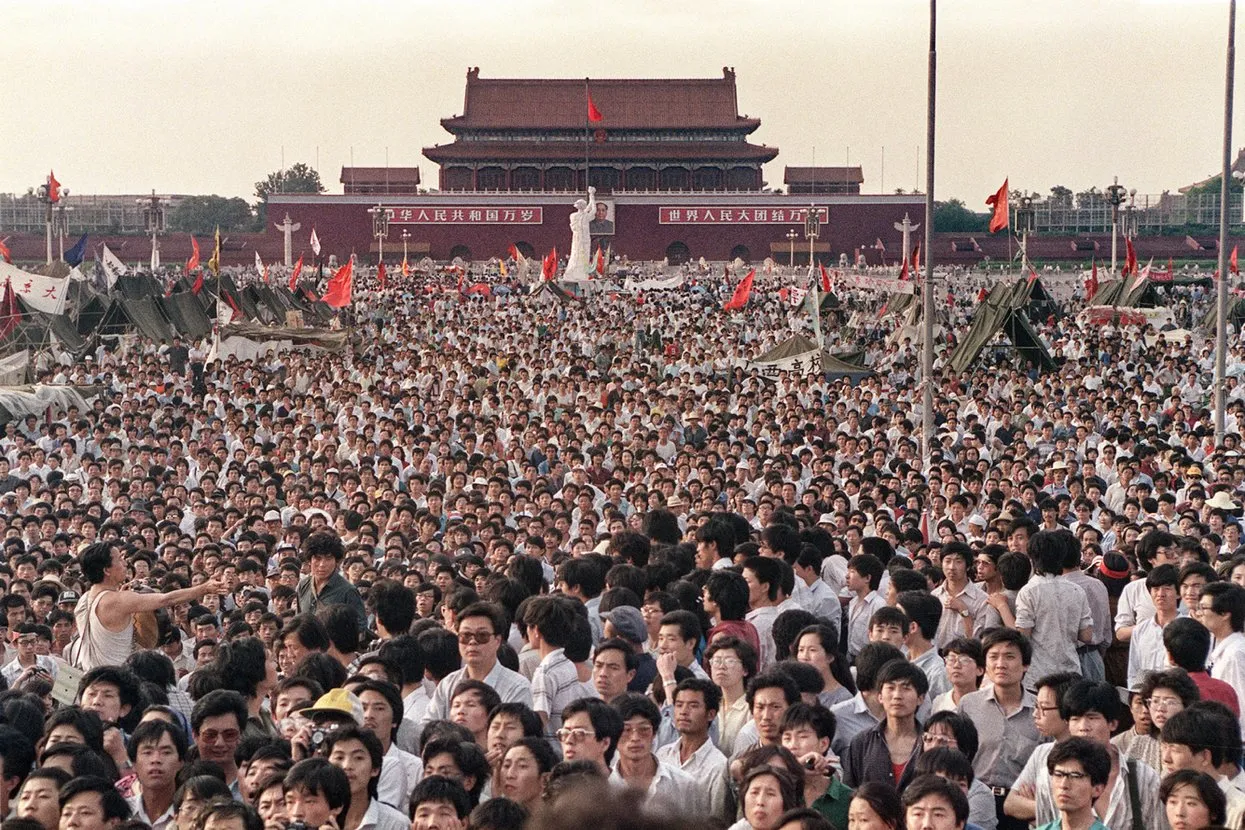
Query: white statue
[[564, 186, 596, 281]]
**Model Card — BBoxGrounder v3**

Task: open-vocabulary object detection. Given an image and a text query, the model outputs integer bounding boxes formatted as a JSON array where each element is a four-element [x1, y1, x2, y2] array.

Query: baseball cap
[[58, 591, 79, 605], [264, 510, 282, 522], [603, 607, 647, 644], [300, 689, 364, 724]]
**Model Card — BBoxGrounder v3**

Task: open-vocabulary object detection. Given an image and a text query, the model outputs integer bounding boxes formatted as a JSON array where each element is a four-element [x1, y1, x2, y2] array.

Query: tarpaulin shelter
[[947, 279, 1057, 373], [1088, 278, 1162, 308], [158, 292, 213, 340], [214, 323, 348, 362], [0, 385, 102, 424], [529, 282, 576, 305], [748, 334, 874, 383], [1199, 297, 1245, 332]]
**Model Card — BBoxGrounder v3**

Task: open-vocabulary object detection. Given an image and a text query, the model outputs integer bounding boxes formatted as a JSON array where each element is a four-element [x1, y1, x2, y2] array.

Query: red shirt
[[1189, 671, 1241, 717]]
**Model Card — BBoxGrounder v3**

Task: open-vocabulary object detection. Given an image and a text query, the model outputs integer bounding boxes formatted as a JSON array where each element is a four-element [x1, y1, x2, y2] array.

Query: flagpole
[[1215, 0, 1236, 445], [921, 0, 937, 474], [584, 78, 591, 196]]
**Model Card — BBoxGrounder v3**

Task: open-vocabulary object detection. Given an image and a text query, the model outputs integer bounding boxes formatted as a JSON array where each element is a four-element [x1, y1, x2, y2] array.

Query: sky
[[3, 0, 1241, 206]]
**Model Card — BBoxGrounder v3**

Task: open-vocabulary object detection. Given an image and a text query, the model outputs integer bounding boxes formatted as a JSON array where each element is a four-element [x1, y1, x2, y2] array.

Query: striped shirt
[[531, 648, 584, 738]]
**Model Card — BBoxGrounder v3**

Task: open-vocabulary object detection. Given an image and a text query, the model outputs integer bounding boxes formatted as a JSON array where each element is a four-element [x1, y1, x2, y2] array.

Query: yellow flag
[[207, 226, 221, 275], [499, 260, 508, 277]]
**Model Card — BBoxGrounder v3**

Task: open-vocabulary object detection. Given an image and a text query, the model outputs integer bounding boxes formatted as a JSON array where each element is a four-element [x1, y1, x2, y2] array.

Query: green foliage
[[169, 196, 255, 234], [932, 199, 987, 232], [254, 163, 326, 204], [1184, 174, 1244, 197]]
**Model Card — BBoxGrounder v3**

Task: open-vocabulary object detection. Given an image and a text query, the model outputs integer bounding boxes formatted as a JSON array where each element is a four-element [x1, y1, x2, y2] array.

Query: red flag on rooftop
[[290, 255, 304, 291], [723, 269, 755, 311], [586, 83, 603, 123], [986, 178, 1009, 233], [322, 258, 354, 308]]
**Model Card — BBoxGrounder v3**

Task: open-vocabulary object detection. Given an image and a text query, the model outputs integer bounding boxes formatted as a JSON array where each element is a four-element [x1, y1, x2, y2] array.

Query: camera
[[287, 822, 310, 830]]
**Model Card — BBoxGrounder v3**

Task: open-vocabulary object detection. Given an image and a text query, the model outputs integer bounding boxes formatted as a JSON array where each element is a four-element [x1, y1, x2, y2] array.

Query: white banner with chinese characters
[[659, 206, 827, 224], [622, 274, 685, 291], [382, 206, 543, 225], [748, 348, 823, 379], [0, 261, 69, 315], [836, 272, 916, 295]]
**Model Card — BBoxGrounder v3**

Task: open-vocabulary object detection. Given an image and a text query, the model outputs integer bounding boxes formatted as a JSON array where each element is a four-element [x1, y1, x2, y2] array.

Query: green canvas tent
[[948, 279, 1056, 373]]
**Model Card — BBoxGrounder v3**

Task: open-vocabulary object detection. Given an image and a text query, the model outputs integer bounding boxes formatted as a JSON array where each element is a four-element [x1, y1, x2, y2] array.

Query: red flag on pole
[[322, 258, 354, 308], [1027, 267, 1038, 285], [541, 248, 558, 281], [378, 261, 387, 290], [1086, 258, 1098, 298], [1123, 237, 1138, 277], [595, 247, 605, 276], [186, 236, 200, 273], [899, 255, 909, 281], [723, 269, 756, 311], [47, 171, 61, 204], [1232, 245, 1239, 275], [191, 271, 204, 295], [986, 178, 1009, 233], [910, 242, 921, 274], [290, 255, 304, 291], [587, 89, 603, 123], [819, 263, 832, 293], [0, 239, 10, 265]]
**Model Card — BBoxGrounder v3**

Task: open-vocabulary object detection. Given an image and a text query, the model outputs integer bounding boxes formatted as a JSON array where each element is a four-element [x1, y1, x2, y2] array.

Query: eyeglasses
[[709, 657, 741, 668], [1146, 696, 1183, 710], [199, 729, 240, 745], [1050, 769, 1089, 782], [943, 654, 977, 666], [922, 733, 956, 746], [555, 728, 593, 744], [457, 631, 496, 644]]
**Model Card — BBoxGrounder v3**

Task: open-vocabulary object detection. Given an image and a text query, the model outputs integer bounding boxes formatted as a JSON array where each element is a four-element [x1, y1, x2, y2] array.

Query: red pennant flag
[[587, 88, 603, 123], [401, 257, 410, 278], [1123, 237, 1138, 277], [322, 258, 354, 308], [378, 261, 387, 290], [0, 239, 11, 265], [595, 247, 605, 276], [723, 269, 756, 311], [186, 236, 200, 273], [1232, 245, 1239, 276], [542, 248, 558, 281], [910, 242, 922, 274], [191, 271, 204, 296], [1086, 258, 1098, 299], [986, 178, 1009, 233], [899, 254, 909, 281], [290, 255, 304, 291], [819, 263, 832, 293], [47, 171, 61, 204], [223, 290, 242, 321]]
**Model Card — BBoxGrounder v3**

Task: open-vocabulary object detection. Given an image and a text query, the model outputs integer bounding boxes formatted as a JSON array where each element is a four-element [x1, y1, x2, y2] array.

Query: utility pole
[[1216, 0, 1237, 445], [921, 0, 937, 473]]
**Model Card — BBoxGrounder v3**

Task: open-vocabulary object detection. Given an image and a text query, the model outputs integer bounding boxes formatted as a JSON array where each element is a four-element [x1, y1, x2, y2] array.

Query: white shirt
[[654, 738, 730, 820], [377, 743, 423, 815], [609, 757, 702, 816], [745, 605, 780, 670], [1127, 615, 1173, 691], [0, 654, 57, 686], [1211, 631, 1245, 738], [126, 794, 175, 830], [356, 799, 410, 830], [423, 660, 533, 723]]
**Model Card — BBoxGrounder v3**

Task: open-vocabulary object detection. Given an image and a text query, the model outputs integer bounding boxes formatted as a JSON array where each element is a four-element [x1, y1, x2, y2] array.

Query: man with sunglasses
[[422, 601, 532, 724]]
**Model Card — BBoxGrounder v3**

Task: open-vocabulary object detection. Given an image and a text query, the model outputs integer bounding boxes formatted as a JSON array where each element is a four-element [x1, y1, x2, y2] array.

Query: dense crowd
[[0, 261, 1244, 830]]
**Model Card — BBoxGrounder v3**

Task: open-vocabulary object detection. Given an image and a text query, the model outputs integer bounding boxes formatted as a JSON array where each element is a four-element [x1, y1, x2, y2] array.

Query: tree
[[1049, 185, 1073, 206], [169, 196, 255, 234], [254, 163, 325, 204], [932, 199, 987, 232]]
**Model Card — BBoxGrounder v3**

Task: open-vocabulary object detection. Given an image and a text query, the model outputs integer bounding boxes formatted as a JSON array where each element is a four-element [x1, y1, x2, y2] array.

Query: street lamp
[[805, 206, 823, 347], [55, 197, 72, 263], [1016, 194, 1035, 274], [786, 229, 798, 268], [401, 228, 410, 263], [34, 181, 67, 265], [139, 190, 168, 271], [1105, 177, 1128, 276], [368, 204, 391, 265]]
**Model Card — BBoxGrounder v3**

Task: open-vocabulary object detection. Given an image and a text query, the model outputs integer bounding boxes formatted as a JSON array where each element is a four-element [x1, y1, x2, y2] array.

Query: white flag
[[310, 228, 321, 256], [255, 251, 264, 276], [101, 245, 127, 288], [0, 261, 68, 315]]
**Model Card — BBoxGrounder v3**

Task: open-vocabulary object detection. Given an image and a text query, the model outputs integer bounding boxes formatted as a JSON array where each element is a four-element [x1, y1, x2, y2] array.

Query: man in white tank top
[[71, 541, 226, 671]]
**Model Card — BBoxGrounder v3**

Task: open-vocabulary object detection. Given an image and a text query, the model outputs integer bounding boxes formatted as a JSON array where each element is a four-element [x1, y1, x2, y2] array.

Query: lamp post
[[139, 191, 168, 272], [805, 206, 823, 347], [1215, 0, 1237, 445], [1016, 194, 1035, 274], [1105, 177, 1128, 276], [401, 228, 410, 262], [34, 181, 66, 265], [368, 204, 391, 265], [786, 229, 798, 269], [55, 197, 72, 262]]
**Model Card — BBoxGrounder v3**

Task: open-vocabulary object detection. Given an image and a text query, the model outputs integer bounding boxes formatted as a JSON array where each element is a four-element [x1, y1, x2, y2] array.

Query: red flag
[[723, 269, 756, 311], [401, 257, 410, 278], [910, 242, 921, 274], [186, 236, 200, 273], [0, 280, 18, 342], [191, 271, 204, 296], [1165, 257, 1174, 280], [542, 248, 558, 281], [595, 247, 605, 276], [1027, 268, 1038, 285], [47, 171, 61, 204], [977, 287, 988, 303], [223, 291, 242, 321], [1086, 258, 1098, 299], [378, 261, 387, 290], [986, 178, 1009, 233], [899, 254, 910, 281], [819, 263, 832, 293], [290, 255, 304, 290], [0, 239, 11, 265], [1123, 237, 1138, 277], [1232, 245, 1239, 276], [322, 258, 354, 308], [587, 89, 603, 123]]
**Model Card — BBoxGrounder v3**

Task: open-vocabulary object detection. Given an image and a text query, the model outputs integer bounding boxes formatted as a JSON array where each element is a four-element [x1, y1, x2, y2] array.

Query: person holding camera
[[2, 623, 57, 686]]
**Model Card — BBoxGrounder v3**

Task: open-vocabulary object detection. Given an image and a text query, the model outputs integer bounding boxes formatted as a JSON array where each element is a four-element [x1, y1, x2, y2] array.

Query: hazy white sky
[[3, 0, 1240, 205]]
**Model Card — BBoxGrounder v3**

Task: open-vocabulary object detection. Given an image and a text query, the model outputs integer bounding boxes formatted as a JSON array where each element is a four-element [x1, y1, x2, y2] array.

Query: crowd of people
[[0, 258, 1243, 830]]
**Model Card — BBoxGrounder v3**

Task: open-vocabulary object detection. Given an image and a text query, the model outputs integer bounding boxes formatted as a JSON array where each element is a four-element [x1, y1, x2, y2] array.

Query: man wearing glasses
[[422, 602, 532, 724], [1039, 738, 1114, 830], [1198, 582, 1245, 735], [557, 698, 624, 774]]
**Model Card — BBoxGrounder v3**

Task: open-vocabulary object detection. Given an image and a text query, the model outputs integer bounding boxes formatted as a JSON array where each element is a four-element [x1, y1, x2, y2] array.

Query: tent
[[1088, 278, 1162, 308], [947, 279, 1057, 373], [158, 292, 213, 340], [528, 282, 576, 305], [0, 385, 102, 424], [748, 334, 874, 383], [1200, 297, 1245, 332], [215, 323, 348, 361]]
